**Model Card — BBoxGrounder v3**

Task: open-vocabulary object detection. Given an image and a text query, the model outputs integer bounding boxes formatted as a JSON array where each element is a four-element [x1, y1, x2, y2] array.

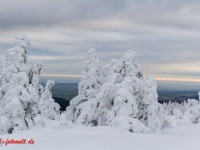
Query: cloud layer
[[1, 0, 200, 81]]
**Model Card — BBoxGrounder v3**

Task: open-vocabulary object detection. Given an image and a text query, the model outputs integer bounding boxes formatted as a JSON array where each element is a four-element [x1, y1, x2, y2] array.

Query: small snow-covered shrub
[[185, 105, 200, 124], [34, 114, 46, 127], [162, 98, 200, 123], [173, 108, 183, 119], [0, 116, 11, 133], [39, 80, 60, 120], [108, 115, 151, 133]]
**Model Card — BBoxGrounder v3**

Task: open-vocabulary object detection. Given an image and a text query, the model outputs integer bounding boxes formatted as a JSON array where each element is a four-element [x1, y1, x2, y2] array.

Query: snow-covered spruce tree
[[137, 76, 166, 133], [0, 36, 60, 134], [162, 97, 200, 123], [93, 51, 144, 128], [28, 61, 44, 117], [185, 105, 200, 124], [0, 35, 35, 132], [65, 48, 101, 125], [65, 49, 166, 133], [173, 108, 183, 119], [39, 80, 60, 120], [94, 50, 165, 133], [29, 61, 44, 95], [184, 98, 200, 124]]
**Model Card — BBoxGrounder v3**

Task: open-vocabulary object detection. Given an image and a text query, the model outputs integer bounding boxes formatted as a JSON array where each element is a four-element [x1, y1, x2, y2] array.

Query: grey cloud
[[0, 0, 200, 31], [0, 0, 127, 29], [1, 0, 200, 79]]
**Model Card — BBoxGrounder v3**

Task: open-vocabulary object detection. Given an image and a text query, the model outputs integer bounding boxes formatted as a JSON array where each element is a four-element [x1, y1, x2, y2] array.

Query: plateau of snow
[[0, 116, 200, 150]]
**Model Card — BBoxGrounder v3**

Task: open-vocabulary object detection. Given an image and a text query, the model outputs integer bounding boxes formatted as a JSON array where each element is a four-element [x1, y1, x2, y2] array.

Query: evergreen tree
[[66, 49, 167, 133], [39, 80, 60, 120], [0, 36, 60, 133], [65, 48, 101, 125], [0, 35, 34, 132]]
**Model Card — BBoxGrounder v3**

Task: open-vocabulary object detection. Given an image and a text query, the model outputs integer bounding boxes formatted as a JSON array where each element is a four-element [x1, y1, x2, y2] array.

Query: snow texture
[[1, 117, 200, 150]]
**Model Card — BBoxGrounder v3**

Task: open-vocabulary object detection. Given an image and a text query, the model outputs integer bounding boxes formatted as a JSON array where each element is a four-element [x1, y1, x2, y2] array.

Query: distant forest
[[51, 83, 199, 111]]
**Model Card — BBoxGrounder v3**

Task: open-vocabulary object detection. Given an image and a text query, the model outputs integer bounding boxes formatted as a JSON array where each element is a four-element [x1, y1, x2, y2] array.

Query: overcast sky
[[1, 0, 200, 82]]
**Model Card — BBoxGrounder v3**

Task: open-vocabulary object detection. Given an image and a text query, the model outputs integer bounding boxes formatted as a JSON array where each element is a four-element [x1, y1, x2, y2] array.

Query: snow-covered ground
[[0, 117, 200, 150]]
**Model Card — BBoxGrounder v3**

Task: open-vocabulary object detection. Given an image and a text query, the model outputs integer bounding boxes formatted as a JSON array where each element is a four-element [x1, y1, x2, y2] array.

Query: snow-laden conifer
[[0, 35, 34, 132], [65, 49, 167, 133], [65, 48, 101, 125], [0, 36, 60, 134], [137, 76, 165, 133], [39, 80, 60, 120], [95, 50, 165, 133], [162, 97, 200, 123]]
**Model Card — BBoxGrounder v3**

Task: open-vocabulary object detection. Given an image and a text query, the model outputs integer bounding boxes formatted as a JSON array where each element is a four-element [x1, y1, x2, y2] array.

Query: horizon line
[[40, 74, 200, 82]]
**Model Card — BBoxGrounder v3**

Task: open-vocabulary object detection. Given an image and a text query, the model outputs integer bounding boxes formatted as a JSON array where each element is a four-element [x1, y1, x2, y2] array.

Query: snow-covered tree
[[173, 108, 183, 119], [0, 36, 59, 134], [161, 96, 200, 124], [65, 49, 167, 133], [181, 99, 200, 124], [93, 51, 141, 126], [29, 61, 44, 94], [27, 62, 44, 118], [79, 48, 101, 98], [0, 35, 35, 133], [162, 98, 200, 118], [39, 80, 60, 120], [137, 76, 165, 133], [94, 51, 165, 133], [65, 48, 101, 125]]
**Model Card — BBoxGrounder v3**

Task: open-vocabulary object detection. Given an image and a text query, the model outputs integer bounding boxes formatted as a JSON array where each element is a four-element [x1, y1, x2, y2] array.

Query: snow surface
[[1, 117, 200, 150]]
